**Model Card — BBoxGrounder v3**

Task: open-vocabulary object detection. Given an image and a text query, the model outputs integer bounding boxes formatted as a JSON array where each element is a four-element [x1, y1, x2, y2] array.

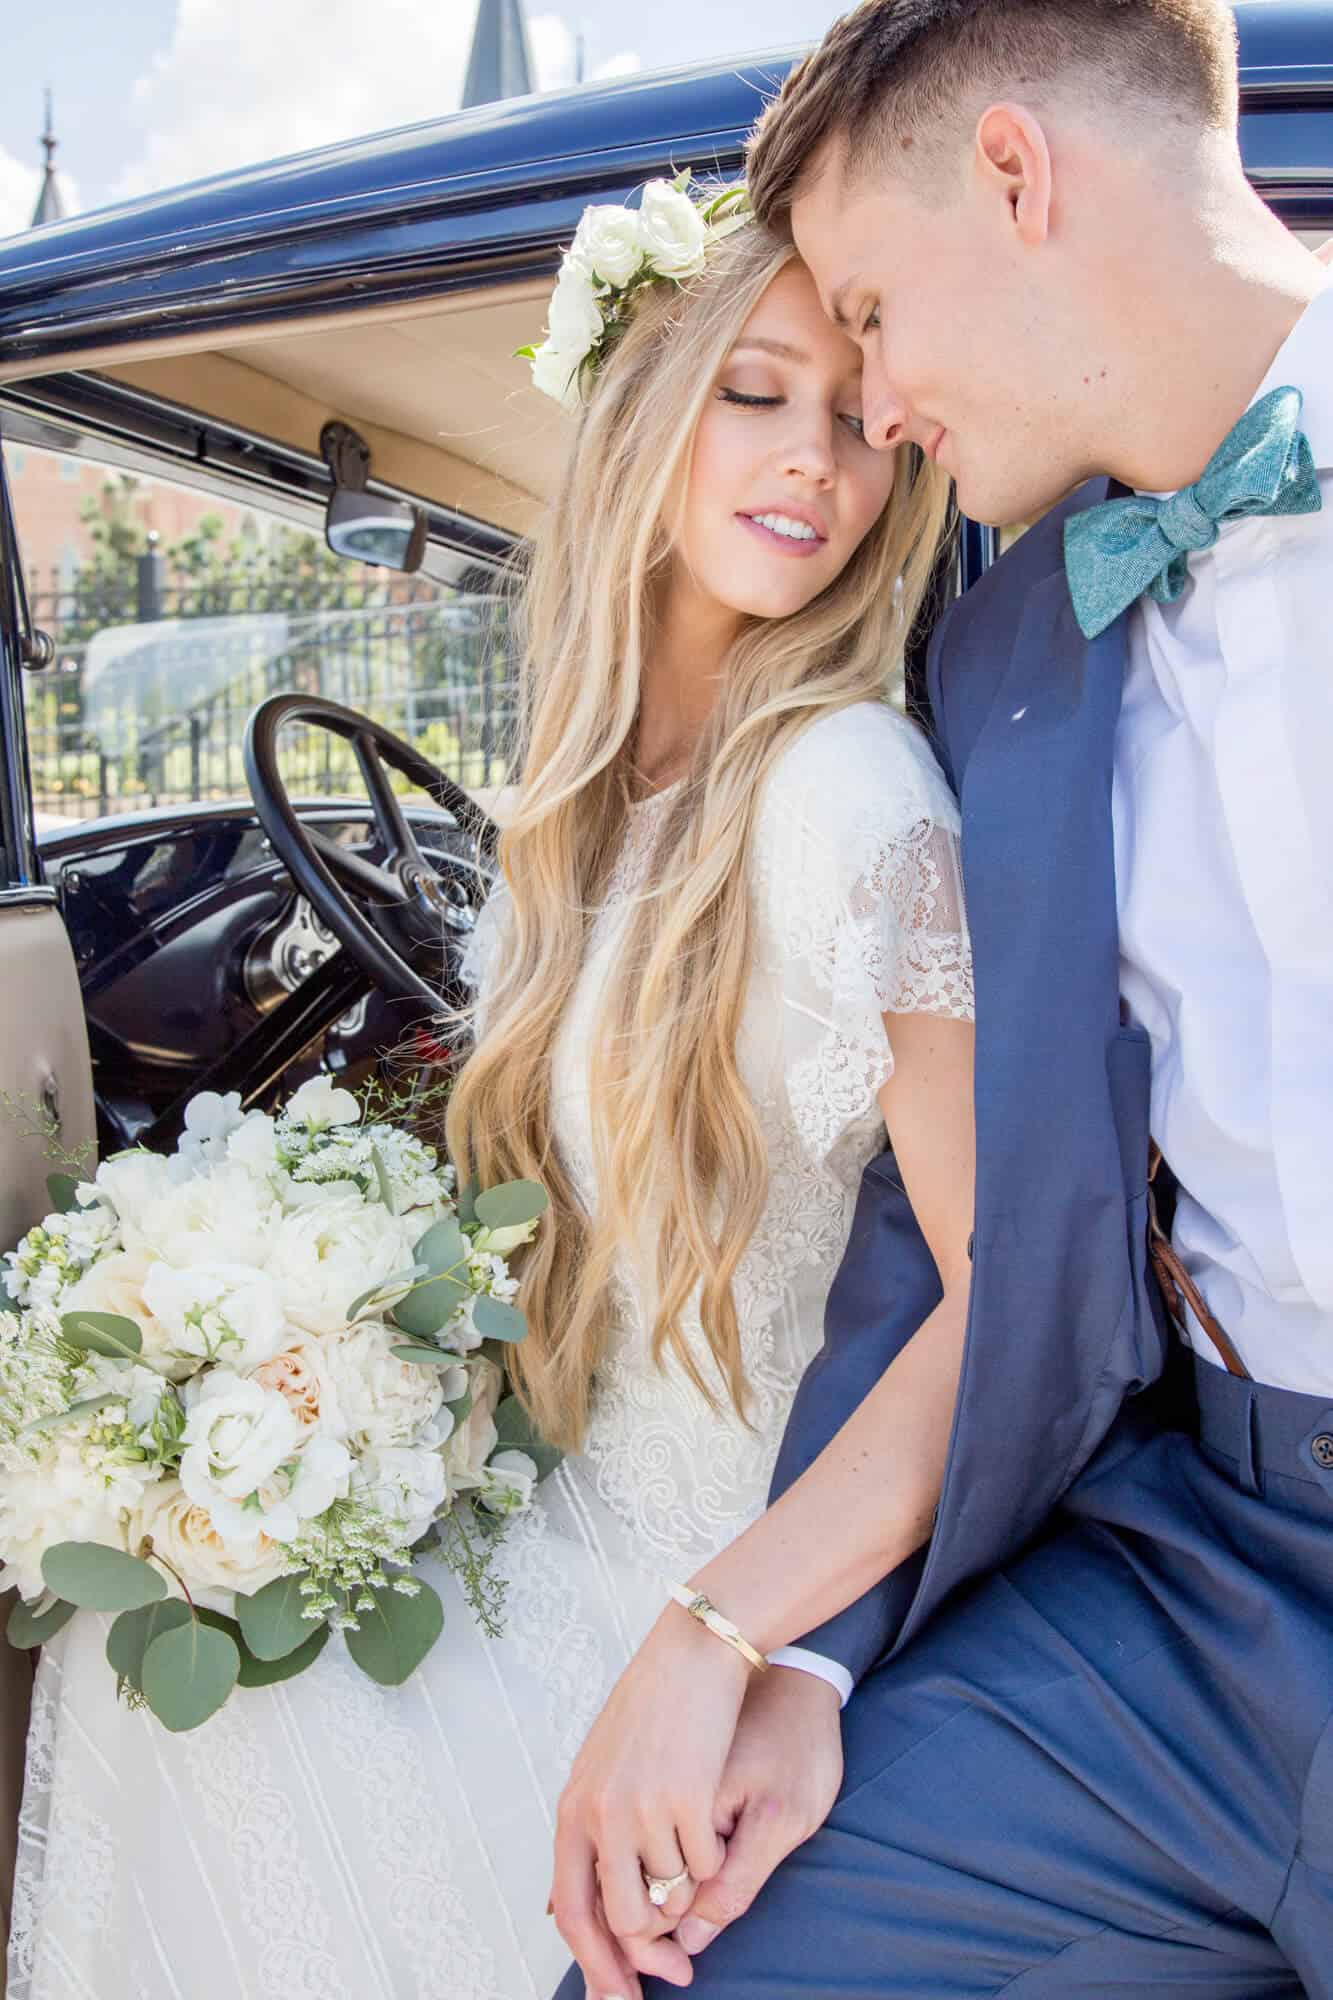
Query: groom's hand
[[673, 1665, 844, 1960]]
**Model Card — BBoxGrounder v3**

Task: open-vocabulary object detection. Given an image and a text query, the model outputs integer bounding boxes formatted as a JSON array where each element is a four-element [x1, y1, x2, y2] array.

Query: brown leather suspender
[[1147, 1143, 1253, 1381]]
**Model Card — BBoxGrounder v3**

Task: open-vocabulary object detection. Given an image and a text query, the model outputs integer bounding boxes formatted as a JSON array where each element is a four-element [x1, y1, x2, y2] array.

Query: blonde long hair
[[446, 219, 953, 1451]]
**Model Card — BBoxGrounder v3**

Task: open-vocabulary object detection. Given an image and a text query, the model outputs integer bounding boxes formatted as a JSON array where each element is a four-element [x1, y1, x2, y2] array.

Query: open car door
[[0, 430, 96, 1970]]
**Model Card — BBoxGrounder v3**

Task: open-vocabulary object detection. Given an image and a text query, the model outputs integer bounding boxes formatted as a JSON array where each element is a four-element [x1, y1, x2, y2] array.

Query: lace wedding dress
[[8, 701, 971, 2000]]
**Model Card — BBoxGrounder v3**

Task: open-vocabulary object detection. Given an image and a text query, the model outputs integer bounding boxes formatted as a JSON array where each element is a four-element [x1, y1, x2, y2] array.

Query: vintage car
[[0, 0, 1330, 1953]]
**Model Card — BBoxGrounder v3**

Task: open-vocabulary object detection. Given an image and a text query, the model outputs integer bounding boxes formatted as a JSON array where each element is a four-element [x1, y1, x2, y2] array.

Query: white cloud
[[0, 146, 79, 240], [109, 0, 640, 209], [529, 12, 641, 89]]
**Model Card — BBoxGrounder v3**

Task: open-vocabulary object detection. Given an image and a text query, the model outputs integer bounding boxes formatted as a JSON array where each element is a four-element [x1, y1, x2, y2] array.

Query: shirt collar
[[1250, 274, 1333, 472]]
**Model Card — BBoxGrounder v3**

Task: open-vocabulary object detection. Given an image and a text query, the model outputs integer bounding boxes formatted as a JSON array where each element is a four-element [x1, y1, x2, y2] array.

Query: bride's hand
[[550, 1606, 748, 1996]]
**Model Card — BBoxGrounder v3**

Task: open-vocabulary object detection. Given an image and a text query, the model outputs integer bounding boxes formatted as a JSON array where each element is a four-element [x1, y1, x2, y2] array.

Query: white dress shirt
[[780, 277, 1333, 1702], [1114, 277, 1333, 1395]]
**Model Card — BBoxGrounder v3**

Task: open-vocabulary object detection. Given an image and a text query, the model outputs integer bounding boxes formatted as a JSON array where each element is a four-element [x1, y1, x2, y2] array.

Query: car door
[[0, 435, 96, 1971]]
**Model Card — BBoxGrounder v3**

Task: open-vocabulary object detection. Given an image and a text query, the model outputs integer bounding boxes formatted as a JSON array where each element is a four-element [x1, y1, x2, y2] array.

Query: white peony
[[131, 1477, 289, 1610], [120, 1161, 282, 1269], [323, 1320, 445, 1451], [179, 1370, 299, 1518], [93, 1148, 189, 1231], [284, 1076, 361, 1131], [352, 1445, 447, 1544], [637, 180, 708, 279], [266, 1197, 417, 1338], [142, 1260, 288, 1375], [546, 255, 604, 356], [571, 204, 643, 287]]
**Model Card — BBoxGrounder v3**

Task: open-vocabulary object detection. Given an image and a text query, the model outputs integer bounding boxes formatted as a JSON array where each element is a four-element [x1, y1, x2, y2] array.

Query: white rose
[[571, 204, 642, 288], [285, 1076, 361, 1131], [469, 1219, 538, 1258], [62, 1248, 175, 1364], [0, 1434, 137, 1603], [479, 1448, 539, 1516], [142, 1260, 288, 1374], [323, 1320, 444, 1451], [352, 1445, 447, 1545], [131, 1477, 289, 1611], [250, 1336, 344, 1444], [637, 180, 708, 279], [546, 257, 604, 357], [529, 340, 584, 411], [179, 1370, 299, 1528], [266, 1198, 417, 1337], [439, 1356, 503, 1495]]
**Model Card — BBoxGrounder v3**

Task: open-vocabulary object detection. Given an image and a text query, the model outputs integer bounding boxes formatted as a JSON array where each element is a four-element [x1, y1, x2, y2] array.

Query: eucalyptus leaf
[[42, 1542, 166, 1613], [470, 1295, 527, 1344], [8, 1595, 76, 1650], [346, 1262, 427, 1323], [235, 1620, 330, 1688], [392, 1217, 470, 1340], [456, 1177, 479, 1228], [444, 1386, 473, 1425], [494, 1395, 564, 1483], [21, 1392, 119, 1440], [414, 1216, 468, 1272], [473, 1180, 548, 1232], [369, 1143, 397, 1216], [236, 1571, 314, 1662], [59, 1309, 143, 1362], [45, 1172, 80, 1215], [142, 1618, 240, 1731], [105, 1598, 192, 1688], [390, 1343, 458, 1367], [345, 1578, 444, 1686]]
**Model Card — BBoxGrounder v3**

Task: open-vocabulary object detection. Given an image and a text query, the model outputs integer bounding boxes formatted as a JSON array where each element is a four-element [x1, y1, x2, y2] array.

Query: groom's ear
[[973, 103, 1054, 249]]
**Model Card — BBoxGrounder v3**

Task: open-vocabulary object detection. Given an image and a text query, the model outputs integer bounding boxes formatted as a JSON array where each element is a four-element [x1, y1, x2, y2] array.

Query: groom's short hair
[[747, 0, 1240, 231]]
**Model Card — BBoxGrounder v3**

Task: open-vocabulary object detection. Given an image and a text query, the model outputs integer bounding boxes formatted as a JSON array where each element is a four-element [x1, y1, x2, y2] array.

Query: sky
[[0, 0, 843, 238]]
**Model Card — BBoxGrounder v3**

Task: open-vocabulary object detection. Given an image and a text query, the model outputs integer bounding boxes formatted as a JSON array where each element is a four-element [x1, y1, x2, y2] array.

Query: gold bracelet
[[666, 1580, 769, 1674]]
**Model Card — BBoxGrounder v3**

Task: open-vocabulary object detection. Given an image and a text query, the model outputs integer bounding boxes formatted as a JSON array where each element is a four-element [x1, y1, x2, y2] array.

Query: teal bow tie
[[1062, 384, 1322, 640]]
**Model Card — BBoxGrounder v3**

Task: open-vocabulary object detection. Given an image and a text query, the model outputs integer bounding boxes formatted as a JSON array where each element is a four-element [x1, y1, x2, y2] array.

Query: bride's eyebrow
[[728, 336, 810, 364]]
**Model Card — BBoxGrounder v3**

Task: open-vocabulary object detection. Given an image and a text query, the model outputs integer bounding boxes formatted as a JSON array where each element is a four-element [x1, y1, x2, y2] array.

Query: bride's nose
[[780, 418, 837, 489]]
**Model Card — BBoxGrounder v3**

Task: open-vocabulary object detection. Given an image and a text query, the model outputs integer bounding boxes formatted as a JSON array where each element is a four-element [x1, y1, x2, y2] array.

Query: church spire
[[30, 89, 67, 229], [461, 0, 536, 109]]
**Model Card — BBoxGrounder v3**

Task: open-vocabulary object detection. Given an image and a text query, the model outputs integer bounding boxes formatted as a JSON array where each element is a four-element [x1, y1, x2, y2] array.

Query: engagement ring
[[643, 1867, 690, 1907]]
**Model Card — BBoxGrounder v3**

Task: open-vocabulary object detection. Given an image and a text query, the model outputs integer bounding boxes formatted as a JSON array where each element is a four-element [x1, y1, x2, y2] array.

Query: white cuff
[[766, 1646, 854, 1708]]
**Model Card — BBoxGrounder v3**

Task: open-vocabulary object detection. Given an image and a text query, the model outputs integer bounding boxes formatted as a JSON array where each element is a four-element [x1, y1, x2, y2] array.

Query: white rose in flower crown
[[637, 180, 708, 279], [546, 256, 604, 357], [323, 1319, 445, 1451], [131, 1477, 289, 1610], [142, 1260, 288, 1375], [352, 1445, 447, 1544], [266, 1196, 417, 1338], [284, 1076, 361, 1131], [570, 204, 642, 288], [180, 1370, 299, 1515], [529, 341, 584, 411]]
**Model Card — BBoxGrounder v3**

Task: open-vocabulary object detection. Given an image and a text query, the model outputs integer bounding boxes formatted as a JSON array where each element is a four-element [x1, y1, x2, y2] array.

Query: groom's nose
[[861, 362, 912, 454]]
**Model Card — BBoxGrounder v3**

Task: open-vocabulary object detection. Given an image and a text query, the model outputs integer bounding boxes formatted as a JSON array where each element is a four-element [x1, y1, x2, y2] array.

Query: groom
[[555, 1, 1333, 1992]]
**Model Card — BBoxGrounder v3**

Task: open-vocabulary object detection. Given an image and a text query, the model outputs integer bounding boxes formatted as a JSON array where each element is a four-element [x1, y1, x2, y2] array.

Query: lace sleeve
[[457, 882, 511, 1031], [755, 705, 974, 1173]]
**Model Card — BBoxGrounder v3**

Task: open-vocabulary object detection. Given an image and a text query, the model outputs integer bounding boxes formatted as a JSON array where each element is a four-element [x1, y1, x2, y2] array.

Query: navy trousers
[[555, 1359, 1333, 1997]]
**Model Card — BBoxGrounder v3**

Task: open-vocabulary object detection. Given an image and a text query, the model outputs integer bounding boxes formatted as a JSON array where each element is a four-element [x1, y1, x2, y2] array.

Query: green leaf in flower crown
[[345, 1262, 428, 1324], [345, 1577, 444, 1686], [42, 1542, 166, 1613], [236, 1571, 315, 1662], [235, 1619, 330, 1688], [369, 1143, 397, 1215], [470, 1294, 527, 1344], [391, 1217, 470, 1340], [59, 1310, 143, 1363], [473, 1181, 548, 1232], [493, 1394, 564, 1482], [8, 1595, 76, 1650], [106, 1598, 192, 1689], [142, 1617, 240, 1731], [21, 1392, 120, 1440], [45, 1172, 80, 1215], [513, 344, 538, 361]]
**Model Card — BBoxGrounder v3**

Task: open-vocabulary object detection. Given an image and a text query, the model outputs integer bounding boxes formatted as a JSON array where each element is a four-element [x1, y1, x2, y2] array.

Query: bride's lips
[[737, 512, 829, 558]]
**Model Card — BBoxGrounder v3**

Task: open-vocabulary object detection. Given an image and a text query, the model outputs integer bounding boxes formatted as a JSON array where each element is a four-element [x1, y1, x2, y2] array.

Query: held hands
[[550, 1615, 844, 1997]]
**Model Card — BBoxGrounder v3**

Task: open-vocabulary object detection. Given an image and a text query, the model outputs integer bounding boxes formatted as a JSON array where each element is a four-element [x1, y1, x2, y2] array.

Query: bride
[[9, 195, 972, 2000]]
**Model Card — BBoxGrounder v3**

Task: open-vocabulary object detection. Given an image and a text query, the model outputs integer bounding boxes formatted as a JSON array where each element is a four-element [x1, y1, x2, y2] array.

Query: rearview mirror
[[320, 421, 427, 573]]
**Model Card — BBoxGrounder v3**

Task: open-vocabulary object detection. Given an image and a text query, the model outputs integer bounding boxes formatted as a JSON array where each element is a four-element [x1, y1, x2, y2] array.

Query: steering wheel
[[243, 693, 500, 1014]]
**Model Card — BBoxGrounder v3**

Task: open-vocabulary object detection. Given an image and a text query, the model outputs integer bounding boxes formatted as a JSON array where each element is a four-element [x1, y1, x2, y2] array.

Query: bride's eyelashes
[[716, 384, 870, 440]]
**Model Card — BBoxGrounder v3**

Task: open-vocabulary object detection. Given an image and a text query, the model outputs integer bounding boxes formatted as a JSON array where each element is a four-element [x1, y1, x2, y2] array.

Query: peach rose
[[250, 1336, 343, 1446]]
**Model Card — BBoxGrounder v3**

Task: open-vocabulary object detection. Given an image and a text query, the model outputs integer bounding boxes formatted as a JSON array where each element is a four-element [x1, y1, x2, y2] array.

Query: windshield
[[12, 445, 516, 829]]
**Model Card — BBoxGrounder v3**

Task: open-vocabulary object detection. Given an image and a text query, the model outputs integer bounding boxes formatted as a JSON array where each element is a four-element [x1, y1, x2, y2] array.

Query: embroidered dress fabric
[[8, 701, 970, 2000]]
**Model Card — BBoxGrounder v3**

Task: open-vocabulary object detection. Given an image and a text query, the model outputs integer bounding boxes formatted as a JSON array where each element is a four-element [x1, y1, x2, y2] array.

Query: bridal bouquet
[[0, 1078, 554, 1731]]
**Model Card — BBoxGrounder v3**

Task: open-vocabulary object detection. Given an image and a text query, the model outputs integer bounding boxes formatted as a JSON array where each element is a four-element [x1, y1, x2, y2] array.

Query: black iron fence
[[22, 556, 519, 824]]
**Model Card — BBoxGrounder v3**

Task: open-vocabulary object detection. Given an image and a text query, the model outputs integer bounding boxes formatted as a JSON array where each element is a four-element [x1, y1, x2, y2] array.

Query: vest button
[[1311, 1434, 1333, 1470]]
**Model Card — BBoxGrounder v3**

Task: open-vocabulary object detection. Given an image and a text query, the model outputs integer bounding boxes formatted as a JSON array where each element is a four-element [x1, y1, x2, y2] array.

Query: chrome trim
[[0, 884, 57, 909]]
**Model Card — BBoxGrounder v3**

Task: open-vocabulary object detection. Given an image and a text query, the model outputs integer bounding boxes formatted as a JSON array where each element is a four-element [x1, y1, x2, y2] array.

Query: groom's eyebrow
[[730, 337, 811, 363]]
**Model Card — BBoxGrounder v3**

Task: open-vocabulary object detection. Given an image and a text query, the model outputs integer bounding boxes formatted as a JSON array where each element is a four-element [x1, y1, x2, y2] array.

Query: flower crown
[[519, 174, 753, 411]]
